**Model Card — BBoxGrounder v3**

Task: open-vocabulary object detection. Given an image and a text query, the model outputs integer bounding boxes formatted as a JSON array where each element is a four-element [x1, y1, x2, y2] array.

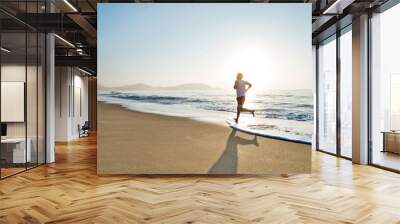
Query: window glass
[[371, 3, 400, 171], [340, 29, 352, 158], [318, 37, 337, 154]]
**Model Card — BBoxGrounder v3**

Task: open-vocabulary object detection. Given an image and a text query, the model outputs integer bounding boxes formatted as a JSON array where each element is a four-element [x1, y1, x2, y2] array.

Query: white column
[[46, 33, 55, 163], [45, 0, 56, 163], [312, 45, 317, 150], [352, 14, 369, 164]]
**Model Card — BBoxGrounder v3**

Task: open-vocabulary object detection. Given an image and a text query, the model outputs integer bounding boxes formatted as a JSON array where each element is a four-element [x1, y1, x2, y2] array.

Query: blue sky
[[98, 3, 312, 90]]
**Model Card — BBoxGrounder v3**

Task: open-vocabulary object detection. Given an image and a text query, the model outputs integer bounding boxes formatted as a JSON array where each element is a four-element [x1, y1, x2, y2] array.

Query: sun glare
[[227, 44, 271, 90]]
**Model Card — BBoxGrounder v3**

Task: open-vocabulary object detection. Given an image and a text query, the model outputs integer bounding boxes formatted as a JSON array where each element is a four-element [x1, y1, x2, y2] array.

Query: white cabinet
[[1, 138, 32, 163]]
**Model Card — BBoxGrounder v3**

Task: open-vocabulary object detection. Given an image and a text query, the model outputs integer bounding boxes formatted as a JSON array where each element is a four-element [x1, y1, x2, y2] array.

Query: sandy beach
[[98, 102, 311, 174]]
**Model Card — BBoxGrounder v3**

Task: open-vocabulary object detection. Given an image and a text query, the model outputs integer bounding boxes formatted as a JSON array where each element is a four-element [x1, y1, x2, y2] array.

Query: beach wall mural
[[97, 3, 312, 174]]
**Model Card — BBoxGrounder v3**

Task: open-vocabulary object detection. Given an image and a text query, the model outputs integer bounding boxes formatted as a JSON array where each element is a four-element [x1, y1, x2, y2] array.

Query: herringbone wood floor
[[1, 134, 400, 224]]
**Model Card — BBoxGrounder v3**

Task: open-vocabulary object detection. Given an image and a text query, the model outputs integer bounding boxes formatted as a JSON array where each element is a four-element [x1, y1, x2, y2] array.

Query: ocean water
[[98, 89, 314, 143]]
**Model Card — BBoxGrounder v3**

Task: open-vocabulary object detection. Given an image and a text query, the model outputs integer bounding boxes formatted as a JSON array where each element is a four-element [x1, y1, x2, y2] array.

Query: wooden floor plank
[[0, 134, 399, 223]]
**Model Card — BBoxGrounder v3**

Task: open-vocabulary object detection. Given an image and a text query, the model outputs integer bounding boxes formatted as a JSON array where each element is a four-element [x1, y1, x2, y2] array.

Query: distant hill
[[98, 83, 221, 91]]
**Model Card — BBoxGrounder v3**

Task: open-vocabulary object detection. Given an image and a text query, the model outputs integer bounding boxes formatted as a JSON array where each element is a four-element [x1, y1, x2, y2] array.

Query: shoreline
[[97, 101, 311, 174], [98, 99, 313, 143]]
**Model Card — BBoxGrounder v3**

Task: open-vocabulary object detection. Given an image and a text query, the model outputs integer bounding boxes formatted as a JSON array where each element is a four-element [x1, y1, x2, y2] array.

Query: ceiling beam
[[67, 13, 97, 39], [323, 0, 356, 14], [55, 55, 97, 73]]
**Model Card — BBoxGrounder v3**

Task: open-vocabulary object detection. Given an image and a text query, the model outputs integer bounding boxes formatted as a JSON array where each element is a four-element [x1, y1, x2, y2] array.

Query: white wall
[[71, 73, 89, 138], [55, 66, 70, 141], [1, 82, 25, 122], [55, 67, 89, 141], [1, 63, 47, 164], [1, 65, 36, 138]]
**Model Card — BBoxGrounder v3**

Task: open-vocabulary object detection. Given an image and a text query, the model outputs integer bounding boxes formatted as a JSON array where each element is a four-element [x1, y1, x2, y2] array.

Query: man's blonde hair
[[236, 72, 243, 80]]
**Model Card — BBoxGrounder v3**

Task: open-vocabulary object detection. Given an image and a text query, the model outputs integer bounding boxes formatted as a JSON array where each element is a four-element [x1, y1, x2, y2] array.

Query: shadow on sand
[[209, 130, 259, 174]]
